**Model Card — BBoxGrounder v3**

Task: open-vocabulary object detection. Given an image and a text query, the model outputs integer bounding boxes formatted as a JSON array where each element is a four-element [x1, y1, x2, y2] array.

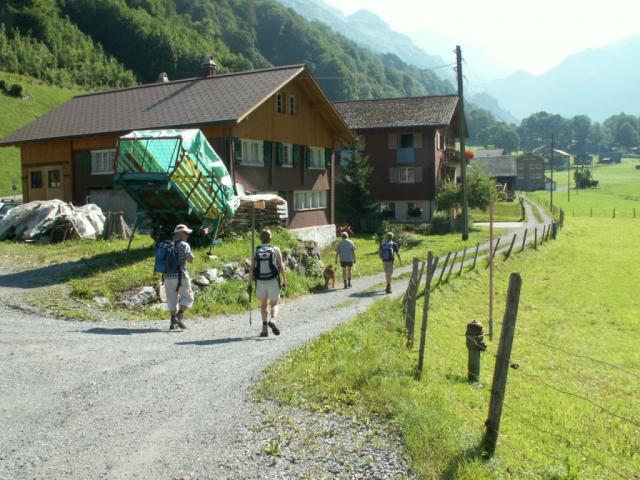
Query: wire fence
[[400, 201, 638, 478]]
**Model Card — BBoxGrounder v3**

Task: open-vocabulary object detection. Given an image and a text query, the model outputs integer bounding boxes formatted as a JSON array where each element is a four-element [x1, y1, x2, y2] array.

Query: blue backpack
[[381, 241, 395, 261], [155, 240, 180, 275]]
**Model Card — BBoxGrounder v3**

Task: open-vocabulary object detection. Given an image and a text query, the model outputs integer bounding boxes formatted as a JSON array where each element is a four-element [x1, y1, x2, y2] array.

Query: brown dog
[[323, 265, 336, 289]]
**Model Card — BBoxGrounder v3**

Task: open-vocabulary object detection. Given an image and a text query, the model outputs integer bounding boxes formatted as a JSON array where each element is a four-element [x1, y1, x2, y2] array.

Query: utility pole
[[567, 154, 571, 202], [550, 134, 554, 212], [455, 45, 469, 240]]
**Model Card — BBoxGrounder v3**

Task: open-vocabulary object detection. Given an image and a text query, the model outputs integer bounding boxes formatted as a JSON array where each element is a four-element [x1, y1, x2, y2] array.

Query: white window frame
[[398, 167, 415, 184], [240, 139, 264, 166], [280, 143, 293, 168], [276, 92, 284, 114], [289, 95, 297, 116], [91, 149, 116, 175], [293, 190, 328, 211], [308, 146, 325, 170]]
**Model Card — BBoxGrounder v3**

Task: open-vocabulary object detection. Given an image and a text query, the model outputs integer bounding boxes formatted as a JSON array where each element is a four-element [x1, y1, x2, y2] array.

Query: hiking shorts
[[340, 261, 353, 268], [256, 278, 280, 301], [165, 277, 194, 312], [383, 261, 394, 276]]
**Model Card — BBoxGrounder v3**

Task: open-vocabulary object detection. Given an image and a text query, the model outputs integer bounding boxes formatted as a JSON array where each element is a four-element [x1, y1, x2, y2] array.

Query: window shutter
[[292, 144, 301, 166], [414, 133, 423, 149], [83, 151, 92, 174], [233, 138, 242, 163], [415, 167, 423, 182], [275, 143, 283, 166], [324, 148, 332, 169], [388, 133, 398, 150], [389, 168, 398, 183], [263, 141, 273, 166], [304, 146, 311, 168]]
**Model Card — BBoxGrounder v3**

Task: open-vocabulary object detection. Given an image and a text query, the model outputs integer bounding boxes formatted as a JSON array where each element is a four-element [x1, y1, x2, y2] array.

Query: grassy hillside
[[258, 217, 640, 478], [0, 72, 84, 196], [528, 158, 640, 218]]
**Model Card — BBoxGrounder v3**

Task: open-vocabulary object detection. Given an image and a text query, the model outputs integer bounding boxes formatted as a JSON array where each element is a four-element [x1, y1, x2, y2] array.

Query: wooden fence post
[[471, 243, 480, 270], [486, 237, 501, 269], [545, 224, 551, 241], [504, 233, 517, 260], [416, 252, 434, 379], [534, 227, 538, 250], [429, 256, 440, 282], [493, 237, 501, 258], [466, 320, 486, 382], [482, 272, 523, 458], [436, 251, 451, 286], [458, 246, 467, 276], [520, 228, 528, 252], [541, 225, 547, 243], [445, 251, 458, 283], [405, 258, 420, 348], [613, 207, 616, 218]]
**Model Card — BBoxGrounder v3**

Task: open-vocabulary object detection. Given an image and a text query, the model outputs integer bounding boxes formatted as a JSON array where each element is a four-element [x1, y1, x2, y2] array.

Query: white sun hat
[[173, 224, 193, 235]]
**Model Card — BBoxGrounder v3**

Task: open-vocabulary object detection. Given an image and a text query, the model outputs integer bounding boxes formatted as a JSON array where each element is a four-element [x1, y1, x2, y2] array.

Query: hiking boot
[[175, 311, 187, 329], [268, 321, 280, 336], [260, 324, 269, 337], [344, 281, 348, 289], [385, 284, 391, 294], [348, 280, 352, 288], [169, 315, 177, 330]]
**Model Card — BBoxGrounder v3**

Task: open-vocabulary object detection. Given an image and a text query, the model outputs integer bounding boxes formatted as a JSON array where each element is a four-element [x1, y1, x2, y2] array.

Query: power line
[[310, 62, 456, 80], [538, 341, 640, 380], [502, 402, 629, 479], [514, 370, 640, 428]]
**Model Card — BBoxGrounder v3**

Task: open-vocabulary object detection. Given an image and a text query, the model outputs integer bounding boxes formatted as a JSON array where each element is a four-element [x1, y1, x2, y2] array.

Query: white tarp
[[0, 200, 106, 241]]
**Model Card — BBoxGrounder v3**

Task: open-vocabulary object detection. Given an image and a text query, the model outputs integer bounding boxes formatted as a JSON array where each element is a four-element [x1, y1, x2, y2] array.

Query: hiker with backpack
[[380, 231, 401, 294], [156, 224, 195, 330], [335, 231, 357, 289], [247, 229, 286, 337]]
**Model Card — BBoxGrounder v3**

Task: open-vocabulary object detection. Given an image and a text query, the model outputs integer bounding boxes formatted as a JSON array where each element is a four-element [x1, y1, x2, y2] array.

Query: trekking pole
[[249, 287, 253, 326], [354, 262, 362, 278]]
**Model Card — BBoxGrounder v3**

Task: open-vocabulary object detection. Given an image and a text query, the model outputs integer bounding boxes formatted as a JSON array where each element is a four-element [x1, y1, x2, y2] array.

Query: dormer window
[[276, 93, 284, 114], [289, 95, 297, 116]]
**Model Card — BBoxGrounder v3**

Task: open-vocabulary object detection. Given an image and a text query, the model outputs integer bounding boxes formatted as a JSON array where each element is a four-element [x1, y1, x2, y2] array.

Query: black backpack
[[254, 245, 279, 281]]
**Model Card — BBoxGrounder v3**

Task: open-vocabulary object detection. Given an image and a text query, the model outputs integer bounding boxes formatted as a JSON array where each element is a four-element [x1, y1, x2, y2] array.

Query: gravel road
[[0, 199, 551, 479]]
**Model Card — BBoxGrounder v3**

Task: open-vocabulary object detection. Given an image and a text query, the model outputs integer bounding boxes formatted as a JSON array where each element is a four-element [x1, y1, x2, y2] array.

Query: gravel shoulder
[[0, 200, 551, 479]]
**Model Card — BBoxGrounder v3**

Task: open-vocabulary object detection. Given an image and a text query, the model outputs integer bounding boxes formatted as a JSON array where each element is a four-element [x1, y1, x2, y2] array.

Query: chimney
[[202, 55, 217, 77], [157, 72, 169, 83]]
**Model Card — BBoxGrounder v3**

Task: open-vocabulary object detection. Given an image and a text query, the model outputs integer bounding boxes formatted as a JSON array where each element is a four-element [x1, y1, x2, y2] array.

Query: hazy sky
[[323, 0, 640, 75]]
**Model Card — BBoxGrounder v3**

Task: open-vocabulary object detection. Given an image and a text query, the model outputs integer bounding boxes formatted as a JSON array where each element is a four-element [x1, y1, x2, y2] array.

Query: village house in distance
[[334, 95, 465, 223], [0, 60, 353, 246]]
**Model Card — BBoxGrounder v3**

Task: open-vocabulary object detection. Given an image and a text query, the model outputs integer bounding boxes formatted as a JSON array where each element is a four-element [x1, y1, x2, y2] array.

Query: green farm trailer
[[114, 129, 239, 248]]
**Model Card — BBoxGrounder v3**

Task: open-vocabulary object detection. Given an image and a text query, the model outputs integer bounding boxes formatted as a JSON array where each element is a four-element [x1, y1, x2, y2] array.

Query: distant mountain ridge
[[484, 35, 640, 121], [277, 0, 447, 70]]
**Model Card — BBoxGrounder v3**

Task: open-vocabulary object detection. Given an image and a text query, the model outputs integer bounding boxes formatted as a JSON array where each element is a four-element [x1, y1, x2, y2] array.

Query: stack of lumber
[[225, 194, 288, 233]]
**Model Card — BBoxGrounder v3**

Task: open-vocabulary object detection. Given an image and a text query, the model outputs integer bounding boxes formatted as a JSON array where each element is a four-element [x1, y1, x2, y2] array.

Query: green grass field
[[257, 218, 640, 479], [0, 226, 494, 320], [0, 72, 84, 196], [528, 158, 640, 218], [471, 201, 524, 223]]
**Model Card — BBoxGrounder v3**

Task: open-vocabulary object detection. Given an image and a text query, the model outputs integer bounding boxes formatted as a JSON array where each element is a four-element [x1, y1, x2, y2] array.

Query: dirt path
[[0, 200, 552, 479]]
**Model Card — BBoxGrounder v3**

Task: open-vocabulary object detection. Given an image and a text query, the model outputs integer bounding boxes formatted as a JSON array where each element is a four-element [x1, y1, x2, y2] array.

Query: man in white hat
[[164, 224, 195, 329]]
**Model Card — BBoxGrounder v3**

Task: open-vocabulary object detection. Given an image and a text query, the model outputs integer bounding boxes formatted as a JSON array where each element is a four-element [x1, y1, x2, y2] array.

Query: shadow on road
[[349, 290, 387, 299], [176, 337, 253, 346], [84, 327, 164, 335]]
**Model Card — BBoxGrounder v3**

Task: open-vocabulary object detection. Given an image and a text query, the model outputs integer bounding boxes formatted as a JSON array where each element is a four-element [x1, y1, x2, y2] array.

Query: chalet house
[[516, 152, 546, 191], [574, 153, 594, 166], [472, 154, 517, 191], [0, 63, 352, 246], [333, 95, 464, 222], [598, 152, 622, 164], [533, 145, 570, 170]]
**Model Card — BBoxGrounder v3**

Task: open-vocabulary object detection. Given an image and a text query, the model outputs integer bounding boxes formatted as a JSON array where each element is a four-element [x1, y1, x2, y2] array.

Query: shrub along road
[[0, 201, 550, 479]]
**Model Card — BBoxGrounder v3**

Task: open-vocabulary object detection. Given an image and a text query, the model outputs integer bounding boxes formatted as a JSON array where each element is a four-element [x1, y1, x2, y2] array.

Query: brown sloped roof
[[1, 64, 333, 145], [473, 155, 517, 177], [333, 95, 459, 130]]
